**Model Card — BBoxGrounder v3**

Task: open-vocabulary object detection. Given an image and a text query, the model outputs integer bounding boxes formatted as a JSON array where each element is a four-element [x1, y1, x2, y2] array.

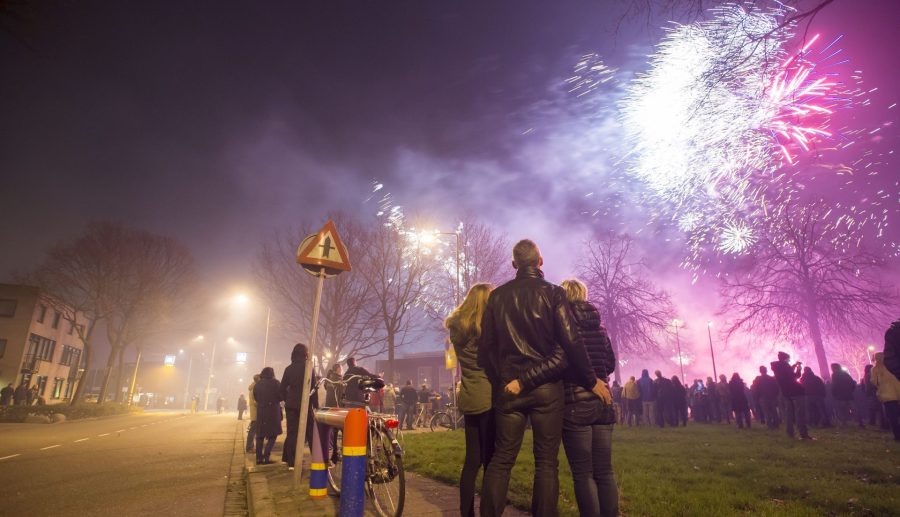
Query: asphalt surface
[[0, 410, 239, 516]]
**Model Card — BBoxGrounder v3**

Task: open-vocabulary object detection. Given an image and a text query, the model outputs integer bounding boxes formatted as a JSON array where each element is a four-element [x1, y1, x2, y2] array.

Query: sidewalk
[[241, 424, 529, 516]]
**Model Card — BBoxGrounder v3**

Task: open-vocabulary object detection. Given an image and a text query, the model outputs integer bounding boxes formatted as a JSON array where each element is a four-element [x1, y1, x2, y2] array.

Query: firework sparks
[[718, 220, 756, 254], [566, 53, 616, 98]]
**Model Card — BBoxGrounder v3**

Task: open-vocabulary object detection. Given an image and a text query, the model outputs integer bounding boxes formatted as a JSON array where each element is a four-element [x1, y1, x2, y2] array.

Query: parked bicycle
[[430, 402, 464, 431], [317, 375, 405, 517]]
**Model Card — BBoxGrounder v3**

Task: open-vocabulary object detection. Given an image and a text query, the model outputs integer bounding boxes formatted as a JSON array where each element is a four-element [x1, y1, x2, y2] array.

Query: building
[[0, 284, 86, 404], [376, 351, 453, 392]]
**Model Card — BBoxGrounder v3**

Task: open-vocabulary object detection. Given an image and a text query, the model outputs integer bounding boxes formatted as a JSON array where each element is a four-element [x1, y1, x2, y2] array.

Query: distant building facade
[[376, 351, 451, 391], [0, 284, 86, 404]]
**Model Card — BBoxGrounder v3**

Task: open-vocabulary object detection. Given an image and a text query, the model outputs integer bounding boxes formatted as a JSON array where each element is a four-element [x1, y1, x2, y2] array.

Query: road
[[0, 410, 240, 516]]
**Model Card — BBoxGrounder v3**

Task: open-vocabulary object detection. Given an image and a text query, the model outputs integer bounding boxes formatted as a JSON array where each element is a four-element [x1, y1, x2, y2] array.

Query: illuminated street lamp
[[233, 293, 272, 369], [707, 321, 718, 381], [672, 319, 685, 384], [867, 345, 876, 364]]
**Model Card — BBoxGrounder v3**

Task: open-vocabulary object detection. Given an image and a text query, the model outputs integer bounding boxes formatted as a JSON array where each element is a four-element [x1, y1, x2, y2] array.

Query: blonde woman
[[560, 278, 619, 517], [444, 283, 494, 517]]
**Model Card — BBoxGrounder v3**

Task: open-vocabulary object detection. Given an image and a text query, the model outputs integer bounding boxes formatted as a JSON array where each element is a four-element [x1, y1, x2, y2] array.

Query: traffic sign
[[296, 220, 351, 273]]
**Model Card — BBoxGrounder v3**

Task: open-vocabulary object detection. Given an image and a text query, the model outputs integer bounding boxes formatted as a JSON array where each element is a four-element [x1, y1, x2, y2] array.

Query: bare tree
[[577, 233, 676, 382], [719, 201, 898, 382], [358, 222, 435, 383], [254, 216, 384, 368]]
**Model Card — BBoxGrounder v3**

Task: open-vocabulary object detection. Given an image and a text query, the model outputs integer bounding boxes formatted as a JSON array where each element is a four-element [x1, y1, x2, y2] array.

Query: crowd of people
[[0, 382, 46, 406], [233, 237, 900, 517]]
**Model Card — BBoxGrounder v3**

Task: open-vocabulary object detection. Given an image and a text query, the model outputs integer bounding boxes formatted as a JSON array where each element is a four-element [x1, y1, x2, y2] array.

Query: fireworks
[[619, 3, 865, 269], [566, 53, 616, 98]]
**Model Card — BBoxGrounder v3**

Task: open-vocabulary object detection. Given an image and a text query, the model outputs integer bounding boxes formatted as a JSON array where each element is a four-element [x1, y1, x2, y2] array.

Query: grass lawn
[[400, 423, 898, 516]]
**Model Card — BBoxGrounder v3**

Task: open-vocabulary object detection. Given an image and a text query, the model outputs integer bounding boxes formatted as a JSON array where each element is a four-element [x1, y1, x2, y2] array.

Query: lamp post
[[204, 338, 220, 411], [867, 345, 875, 364], [673, 319, 685, 384], [182, 335, 202, 410], [234, 294, 272, 370], [707, 321, 718, 381]]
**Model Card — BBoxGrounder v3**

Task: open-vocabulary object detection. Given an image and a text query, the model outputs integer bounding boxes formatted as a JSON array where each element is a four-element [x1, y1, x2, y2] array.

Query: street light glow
[[234, 294, 249, 305]]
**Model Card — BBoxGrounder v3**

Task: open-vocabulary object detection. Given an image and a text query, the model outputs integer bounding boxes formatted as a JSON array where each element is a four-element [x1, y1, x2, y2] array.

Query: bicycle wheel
[[327, 429, 343, 494], [429, 411, 453, 432], [367, 426, 405, 517]]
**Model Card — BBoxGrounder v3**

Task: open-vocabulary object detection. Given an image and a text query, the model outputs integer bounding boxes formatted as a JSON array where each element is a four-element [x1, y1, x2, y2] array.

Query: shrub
[[0, 402, 142, 423]]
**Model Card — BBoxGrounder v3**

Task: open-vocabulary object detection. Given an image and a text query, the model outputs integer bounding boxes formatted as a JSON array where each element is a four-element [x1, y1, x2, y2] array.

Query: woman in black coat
[[728, 373, 751, 429], [253, 366, 283, 465]]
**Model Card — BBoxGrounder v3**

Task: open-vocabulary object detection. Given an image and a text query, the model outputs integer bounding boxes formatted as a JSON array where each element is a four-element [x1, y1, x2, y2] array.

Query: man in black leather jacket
[[478, 239, 609, 517]]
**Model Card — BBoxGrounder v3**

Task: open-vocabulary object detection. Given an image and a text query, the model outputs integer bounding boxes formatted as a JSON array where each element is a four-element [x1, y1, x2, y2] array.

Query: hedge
[[0, 402, 142, 423]]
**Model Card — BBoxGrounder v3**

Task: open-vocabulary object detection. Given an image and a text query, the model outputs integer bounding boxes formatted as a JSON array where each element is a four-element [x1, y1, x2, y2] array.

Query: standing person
[[884, 320, 900, 379], [671, 376, 688, 426], [800, 367, 829, 427], [280, 343, 309, 470], [558, 279, 618, 517], [27, 385, 37, 406], [13, 383, 27, 406], [237, 394, 247, 420], [654, 370, 674, 427], [862, 365, 884, 428], [771, 352, 812, 440], [478, 239, 607, 517], [383, 383, 396, 416], [705, 377, 719, 422], [0, 383, 13, 405], [324, 363, 344, 407], [253, 367, 282, 465], [870, 352, 900, 441], [399, 380, 417, 430], [446, 282, 495, 517], [342, 357, 374, 407], [417, 384, 432, 422], [611, 381, 623, 424], [830, 363, 856, 426], [637, 370, 656, 427], [717, 374, 732, 424], [728, 373, 751, 429], [623, 376, 641, 426], [751, 366, 780, 429], [191, 395, 198, 413], [246, 374, 260, 453], [216, 397, 225, 414]]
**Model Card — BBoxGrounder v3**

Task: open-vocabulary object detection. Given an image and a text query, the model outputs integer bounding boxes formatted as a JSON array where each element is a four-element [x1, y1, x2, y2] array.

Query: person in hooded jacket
[[884, 320, 900, 379], [280, 343, 309, 469], [751, 366, 780, 429], [830, 363, 856, 426], [555, 279, 618, 517], [654, 370, 675, 427], [800, 367, 829, 427], [671, 376, 688, 426], [246, 374, 260, 453], [728, 373, 751, 429], [637, 370, 656, 426], [772, 352, 812, 439], [253, 367, 282, 464], [446, 282, 495, 517]]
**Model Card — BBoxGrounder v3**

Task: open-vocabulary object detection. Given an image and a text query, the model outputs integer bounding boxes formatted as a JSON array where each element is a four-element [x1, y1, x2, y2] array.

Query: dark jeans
[[481, 382, 564, 517], [807, 395, 830, 427], [833, 399, 852, 426], [760, 396, 779, 429], [246, 420, 257, 452], [884, 400, 900, 441], [782, 395, 810, 438], [674, 401, 688, 426], [283, 408, 300, 467], [734, 409, 751, 429], [561, 408, 618, 517], [398, 403, 415, 429], [256, 435, 276, 463], [460, 411, 495, 517]]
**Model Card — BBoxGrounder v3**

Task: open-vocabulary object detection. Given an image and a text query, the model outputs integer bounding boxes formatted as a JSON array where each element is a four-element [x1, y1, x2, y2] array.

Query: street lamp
[[203, 337, 227, 412], [182, 335, 203, 410], [233, 293, 272, 370], [672, 319, 685, 384], [867, 345, 876, 364], [707, 321, 718, 381]]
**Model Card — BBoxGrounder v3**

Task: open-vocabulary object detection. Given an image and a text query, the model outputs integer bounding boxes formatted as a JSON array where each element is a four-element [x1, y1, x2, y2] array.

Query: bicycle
[[430, 403, 465, 431], [318, 375, 405, 517]]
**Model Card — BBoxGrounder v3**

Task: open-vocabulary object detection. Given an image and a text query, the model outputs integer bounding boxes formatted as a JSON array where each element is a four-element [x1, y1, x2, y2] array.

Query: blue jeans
[[561, 402, 618, 517]]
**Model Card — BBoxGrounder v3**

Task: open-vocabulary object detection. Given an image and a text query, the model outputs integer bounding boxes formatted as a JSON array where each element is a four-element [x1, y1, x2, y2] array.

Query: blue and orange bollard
[[308, 421, 328, 499], [339, 407, 367, 517]]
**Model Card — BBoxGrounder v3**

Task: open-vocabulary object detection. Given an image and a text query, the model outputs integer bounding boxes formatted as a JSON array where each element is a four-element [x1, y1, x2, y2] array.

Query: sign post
[[293, 220, 351, 489]]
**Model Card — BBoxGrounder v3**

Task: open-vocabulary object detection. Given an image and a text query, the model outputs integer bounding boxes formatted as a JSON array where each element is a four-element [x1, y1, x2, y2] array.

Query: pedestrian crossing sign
[[296, 220, 352, 272]]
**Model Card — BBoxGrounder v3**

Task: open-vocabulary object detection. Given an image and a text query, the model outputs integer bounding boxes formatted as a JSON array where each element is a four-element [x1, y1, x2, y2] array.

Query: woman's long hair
[[444, 283, 493, 337]]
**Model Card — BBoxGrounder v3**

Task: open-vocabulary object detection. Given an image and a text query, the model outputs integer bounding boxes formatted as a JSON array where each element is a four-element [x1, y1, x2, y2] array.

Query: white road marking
[[40, 445, 61, 450], [74, 438, 89, 443], [98, 433, 110, 437], [116, 429, 125, 432], [140, 424, 147, 427], [0, 454, 20, 461], [129, 427, 137, 430]]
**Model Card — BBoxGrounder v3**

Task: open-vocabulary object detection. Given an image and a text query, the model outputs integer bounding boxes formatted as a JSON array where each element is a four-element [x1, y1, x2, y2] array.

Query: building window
[[68, 321, 75, 335], [0, 299, 16, 317], [36, 375, 48, 396], [51, 311, 61, 329], [27, 334, 56, 362], [36, 305, 47, 323], [52, 378, 64, 399], [64, 380, 75, 400], [60, 345, 80, 366], [0, 338, 6, 359]]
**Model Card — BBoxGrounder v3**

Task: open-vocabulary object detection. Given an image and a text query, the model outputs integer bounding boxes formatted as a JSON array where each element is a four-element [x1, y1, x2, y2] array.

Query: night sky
[[1, 1, 898, 374]]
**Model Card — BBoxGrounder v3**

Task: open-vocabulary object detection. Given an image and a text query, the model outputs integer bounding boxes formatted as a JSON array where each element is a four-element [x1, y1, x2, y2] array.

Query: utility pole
[[204, 340, 217, 411], [707, 321, 718, 381], [183, 353, 193, 410], [673, 319, 685, 384]]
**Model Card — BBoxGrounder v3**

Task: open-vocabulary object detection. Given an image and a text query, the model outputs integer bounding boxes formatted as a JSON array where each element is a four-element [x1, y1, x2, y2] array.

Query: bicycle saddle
[[359, 376, 385, 392]]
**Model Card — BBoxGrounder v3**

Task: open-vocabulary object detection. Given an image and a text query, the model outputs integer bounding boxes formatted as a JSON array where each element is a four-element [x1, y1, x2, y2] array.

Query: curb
[[245, 439, 278, 516]]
